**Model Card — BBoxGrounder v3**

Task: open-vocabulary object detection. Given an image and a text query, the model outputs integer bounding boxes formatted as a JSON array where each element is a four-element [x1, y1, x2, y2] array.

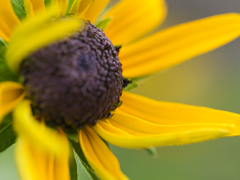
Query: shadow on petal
[[0, 81, 25, 122], [80, 127, 129, 180]]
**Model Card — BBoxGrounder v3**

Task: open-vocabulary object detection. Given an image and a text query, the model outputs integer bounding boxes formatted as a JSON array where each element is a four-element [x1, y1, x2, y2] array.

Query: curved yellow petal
[[119, 91, 240, 136], [15, 137, 45, 180], [54, 131, 70, 180], [0, 0, 21, 41], [24, 0, 46, 17], [69, 0, 81, 14], [80, 128, 129, 180], [6, 7, 82, 73], [13, 100, 69, 157], [81, 0, 110, 23], [103, 0, 167, 45], [16, 136, 70, 180], [0, 81, 25, 121], [93, 120, 232, 148], [120, 13, 240, 77], [51, 0, 68, 16], [10, 6, 59, 43], [24, 0, 35, 17], [70, 0, 94, 18], [109, 111, 235, 136]]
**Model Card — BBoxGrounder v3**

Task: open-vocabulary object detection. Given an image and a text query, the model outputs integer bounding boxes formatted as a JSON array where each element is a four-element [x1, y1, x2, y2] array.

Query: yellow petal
[[51, 0, 68, 16], [93, 120, 232, 148], [103, 0, 167, 45], [120, 13, 240, 78], [80, 128, 129, 180], [109, 111, 234, 135], [15, 136, 70, 180], [15, 137, 45, 180], [69, 0, 81, 14], [13, 100, 69, 157], [81, 0, 110, 23], [69, 0, 94, 18], [0, 81, 25, 121], [76, 0, 94, 17], [10, 6, 59, 42], [54, 131, 70, 180], [109, 111, 235, 136], [119, 91, 240, 136], [24, 0, 35, 17], [0, 0, 21, 41], [24, 0, 46, 17], [6, 7, 82, 73]]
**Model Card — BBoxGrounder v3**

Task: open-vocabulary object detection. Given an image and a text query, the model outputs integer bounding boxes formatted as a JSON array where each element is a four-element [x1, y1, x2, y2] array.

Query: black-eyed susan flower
[[1, 0, 240, 179]]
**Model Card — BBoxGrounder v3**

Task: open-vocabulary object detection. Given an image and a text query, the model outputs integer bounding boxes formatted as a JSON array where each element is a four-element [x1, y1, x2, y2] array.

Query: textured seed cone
[[20, 20, 123, 130]]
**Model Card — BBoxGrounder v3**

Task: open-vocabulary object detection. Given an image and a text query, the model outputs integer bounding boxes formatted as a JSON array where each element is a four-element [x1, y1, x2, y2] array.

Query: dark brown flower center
[[20, 21, 128, 131]]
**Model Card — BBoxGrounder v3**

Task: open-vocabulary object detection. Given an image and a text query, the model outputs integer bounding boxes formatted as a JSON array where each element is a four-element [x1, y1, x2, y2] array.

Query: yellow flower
[[1, 0, 240, 179]]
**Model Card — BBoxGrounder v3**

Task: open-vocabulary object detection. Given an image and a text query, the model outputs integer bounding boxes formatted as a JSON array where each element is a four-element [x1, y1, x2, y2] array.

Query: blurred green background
[[2, 0, 240, 179]]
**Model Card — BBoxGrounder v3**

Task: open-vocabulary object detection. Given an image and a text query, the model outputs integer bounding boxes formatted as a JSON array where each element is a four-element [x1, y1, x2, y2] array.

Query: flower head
[[1, 0, 240, 179]]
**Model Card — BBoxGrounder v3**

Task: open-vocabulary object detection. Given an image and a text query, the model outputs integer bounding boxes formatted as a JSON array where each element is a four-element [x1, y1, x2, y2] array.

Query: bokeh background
[[2, 0, 240, 179]]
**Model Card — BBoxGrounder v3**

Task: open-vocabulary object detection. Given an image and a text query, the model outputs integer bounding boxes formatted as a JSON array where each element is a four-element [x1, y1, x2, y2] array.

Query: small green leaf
[[0, 41, 19, 82], [123, 82, 138, 91], [69, 148, 78, 180], [145, 147, 158, 159], [66, 130, 79, 143], [0, 39, 6, 47], [123, 75, 149, 91], [0, 113, 13, 129], [11, 0, 26, 20], [0, 39, 6, 56], [100, 136, 110, 148], [65, 0, 75, 15], [0, 59, 19, 83], [44, 0, 52, 7], [0, 114, 17, 152], [70, 140, 100, 180], [95, 17, 112, 31]]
